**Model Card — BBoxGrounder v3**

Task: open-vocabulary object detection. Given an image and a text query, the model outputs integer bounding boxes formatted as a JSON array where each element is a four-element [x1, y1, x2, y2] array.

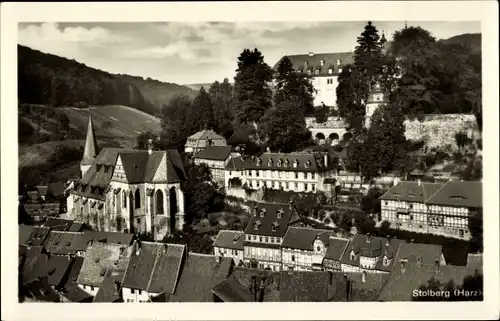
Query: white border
[[1, 2, 499, 320]]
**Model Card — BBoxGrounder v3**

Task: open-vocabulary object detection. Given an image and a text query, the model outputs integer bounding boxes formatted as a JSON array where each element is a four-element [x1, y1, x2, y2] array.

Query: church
[[67, 110, 187, 240]]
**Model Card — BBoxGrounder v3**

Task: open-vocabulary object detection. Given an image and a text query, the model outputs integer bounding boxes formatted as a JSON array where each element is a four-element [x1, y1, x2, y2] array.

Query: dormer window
[[284, 160, 290, 167], [338, 68, 342, 73], [320, 60, 324, 66], [256, 158, 262, 166], [272, 225, 277, 232], [277, 209, 283, 219], [305, 160, 311, 168], [315, 70, 319, 75], [350, 250, 357, 261], [268, 159, 273, 167], [260, 208, 266, 218], [383, 255, 391, 266], [293, 160, 298, 168], [328, 68, 333, 74], [336, 59, 341, 65], [277, 159, 283, 167]]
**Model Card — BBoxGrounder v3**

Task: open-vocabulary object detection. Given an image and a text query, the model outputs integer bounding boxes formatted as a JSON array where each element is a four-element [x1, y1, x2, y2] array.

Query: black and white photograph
[[1, 1, 498, 320]]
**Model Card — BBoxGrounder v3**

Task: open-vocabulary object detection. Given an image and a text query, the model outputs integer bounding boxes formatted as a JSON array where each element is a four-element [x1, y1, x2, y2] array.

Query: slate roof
[[25, 226, 51, 246], [61, 256, 93, 302], [213, 230, 245, 250], [77, 242, 131, 287], [21, 246, 45, 283], [168, 253, 233, 302], [324, 237, 350, 261], [395, 243, 443, 266], [19, 224, 34, 245], [147, 244, 186, 294], [329, 271, 390, 301], [186, 128, 226, 142], [43, 231, 85, 255], [23, 203, 60, 217], [121, 241, 160, 290], [340, 234, 406, 272], [466, 253, 482, 271], [244, 152, 337, 173], [281, 227, 333, 251], [380, 181, 444, 203], [21, 277, 60, 302], [77, 230, 135, 248], [42, 218, 74, 231], [194, 145, 232, 161], [244, 202, 300, 237], [35, 254, 73, 288], [426, 181, 482, 208], [273, 52, 354, 76], [225, 156, 251, 170], [48, 182, 67, 197], [280, 270, 332, 301], [68, 221, 85, 232], [211, 276, 253, 302]]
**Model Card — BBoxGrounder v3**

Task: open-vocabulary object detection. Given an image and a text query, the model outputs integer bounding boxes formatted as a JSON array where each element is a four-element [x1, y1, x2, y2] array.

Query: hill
[[184, 83, 215, 91], [440, 33, 481, 53], [18, 45, 195, 115]]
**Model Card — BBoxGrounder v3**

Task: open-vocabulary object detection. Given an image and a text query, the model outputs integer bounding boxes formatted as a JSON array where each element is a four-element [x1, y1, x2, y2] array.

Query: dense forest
[[18, 45, 195, 116]]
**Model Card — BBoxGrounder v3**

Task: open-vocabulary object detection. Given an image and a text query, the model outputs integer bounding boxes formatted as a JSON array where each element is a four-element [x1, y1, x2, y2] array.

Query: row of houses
[[19, 219, 482, 303]]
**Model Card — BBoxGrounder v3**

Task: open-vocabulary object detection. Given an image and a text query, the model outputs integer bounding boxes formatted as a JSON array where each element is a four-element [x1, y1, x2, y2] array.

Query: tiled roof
[[380, 181, 443, 203], [211, 276, 253, 302], [194, 145, 232, 161], [68, 221, 85, 232], [77, 242, 131, 287], [26, 226, 51, 246], [187, 129, 225, 141], [48, 182, 67, 197], [42, 218, 74, 231], [36, 254, 73, 287], [466, 253, 482, 271], [426, 181, 482, 208], [77, 231, 135, 248], [22, 277, 60, 302], [281, 227, 333, 251], [395, 243, 443, 266], [169, 253, 233, 302], [274, 52, 354, 76], [93, 269, 123, 302], [43, 231, 85, 255], [224, 156, 251, 170], [19, 224, 34, 245], [280, 270, 332, 301], [324, 237, 350, 261], [340, 234, 406, 272], [121, 241, 160, 290], [244, 152, 337, 173], [329, 271, 389, 301], [244, 202, 299, 237], [213, 230, 245, 250], [147, 244, 186, 294], [61, 256, 93, 302], [21, 246, 45, 283], [378, 259, 478, 301], [23, 203, 60, 217]]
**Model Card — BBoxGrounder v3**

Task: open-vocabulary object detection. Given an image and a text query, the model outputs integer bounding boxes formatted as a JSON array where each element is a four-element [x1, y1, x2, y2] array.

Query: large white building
[[67, 112, 188, 240], [379, 180, 482, 239], [273, 52, 354, 108]]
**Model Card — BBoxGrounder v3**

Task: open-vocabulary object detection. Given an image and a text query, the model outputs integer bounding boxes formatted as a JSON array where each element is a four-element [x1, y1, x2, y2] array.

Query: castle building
[[273, 52, 354, 108], [193, 145, 233, 186], [67, 111, 187, 240], [379, 180, 482, 239]]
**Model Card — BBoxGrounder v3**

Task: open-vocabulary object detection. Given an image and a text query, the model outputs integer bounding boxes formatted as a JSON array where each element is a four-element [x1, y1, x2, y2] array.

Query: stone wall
[[404, 114, 479, 153]]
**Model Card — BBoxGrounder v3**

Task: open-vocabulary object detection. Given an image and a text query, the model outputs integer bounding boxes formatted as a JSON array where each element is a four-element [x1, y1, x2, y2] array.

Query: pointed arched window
[[135, 189, 141, 209], [156, 190, 164, 214]]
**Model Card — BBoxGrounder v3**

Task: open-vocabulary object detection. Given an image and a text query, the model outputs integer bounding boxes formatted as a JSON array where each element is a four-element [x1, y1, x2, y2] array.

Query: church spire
[[81, 106, 98, 170]]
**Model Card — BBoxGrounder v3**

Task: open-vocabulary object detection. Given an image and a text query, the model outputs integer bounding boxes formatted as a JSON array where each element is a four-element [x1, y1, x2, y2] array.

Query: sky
[[18, 21, 481, 85]]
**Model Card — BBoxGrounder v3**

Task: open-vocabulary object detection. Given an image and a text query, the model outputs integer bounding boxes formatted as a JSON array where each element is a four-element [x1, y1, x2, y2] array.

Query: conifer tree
[[354, 21, 384, 86]]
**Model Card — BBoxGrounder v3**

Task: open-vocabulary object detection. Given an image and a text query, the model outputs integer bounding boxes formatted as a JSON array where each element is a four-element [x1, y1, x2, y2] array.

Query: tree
[[190, 87, 215, 131], [380, 220, 391, 234], [159, 94, 192, 151], [361, 187, 383, 214], [468, 209, 482, 253], [274, 56, 315, 115], [233, 48, 273, 125], [209, 78, 235, 138], [336, 64, 368, 134], [135, 130, 159, 150], [455, 131, 472, 154], [354, 21, 384, 86], [260, 100, 313, 153], [315, 103, 330, 123]]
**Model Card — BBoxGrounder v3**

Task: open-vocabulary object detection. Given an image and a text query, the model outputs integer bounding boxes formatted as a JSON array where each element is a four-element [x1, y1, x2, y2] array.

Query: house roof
[[77, 242, 132, 287], [194, 145, 232, 161], [274, 52, 354, 76], [328, 271, 390, 301], [213, 230, 245, 250], [146, 244, 186, 294], [93, 269, 123, 302], [35, 254, 73, 287], [340, 234, 406, 272], [42, 231, 85, 255], [61, 256, 93, 302], [68, 221, 85, 232], [21, 246, 45, 283], [244, 152, 337, 173], [26, 226, 51, 246], [42, 218, 74, 231], [466, 253, 482, 271], [281, 227, 333, 251], [81, 113, 99, 166], [168, 253, 233, 302], [187, 128, 226, 142], [279, 270, 333, 301], [425, 181, 482, 208], [35, 185, 49, 197], [77, 230, 135, 248], [211, 276, 253, 302], [19, 224, 34, 245], [48, 182, 67, 197], [379, 181, 443, 203], [22, 277, 60, 302], [395, 243, 443, 266], [244, 202, 300, 237], [23, 203, 60, 217], [324, 237, 350, 261], [225, 156, 251, 170], [121, 241, 160, 290]]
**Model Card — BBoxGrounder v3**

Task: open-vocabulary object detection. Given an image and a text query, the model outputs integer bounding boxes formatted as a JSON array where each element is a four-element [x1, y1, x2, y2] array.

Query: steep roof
[[279, 270, 332, 301], [211, 276, 253, 302], [93, 269, 123, 303], [466, 253, 482, 271], [81, 112, 99, 166], [194, 145, 232, 161], [146, 244, 186, 294], [274, 52, 354, 76], [35, 254, 73, 287], [26, 226, 51, 246], [225, 156, 252, 170], [42, 218, 74, 231], [324, 237, 350, 261], [121, 241, 160, 290], [77, 242, 131, 287], [281, 227, 333, 251], [21, 246, 45, 283], [19, 224, 34, 245], [329, 271, 390, 301], [244, 202, 299, 237], [213, 230, 245, 250], [380, 181, 443, 203], [23, 203, 60, 217], [77, 231, 135, 248], [48, 182, 67, 197], [187, 128, 226, 141], [169, 253, 233, 302], [245, 152, 337, 173], [61, 256, 93, 302], [426, 181, 482, 208], [42, 231, 85, 256], [21, 277, 61, 302]]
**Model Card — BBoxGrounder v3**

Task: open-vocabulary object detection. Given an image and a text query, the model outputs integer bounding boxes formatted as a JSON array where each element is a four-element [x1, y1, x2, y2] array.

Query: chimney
[[289, 200, 294, 211], [393, 177, 400, 186], [148, 138, 153, 155], [258, 278, 266, 302], [385, 235, 390, 246], [309, 52, 314, 56], [253, 206, 258, 217], [361, 271, 367, 283], [417, 179, 421, 186], [366, 233, 371, 244]]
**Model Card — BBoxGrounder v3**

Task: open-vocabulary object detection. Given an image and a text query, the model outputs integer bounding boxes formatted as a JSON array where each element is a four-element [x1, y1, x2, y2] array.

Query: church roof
[[81, 112, 99, 166]]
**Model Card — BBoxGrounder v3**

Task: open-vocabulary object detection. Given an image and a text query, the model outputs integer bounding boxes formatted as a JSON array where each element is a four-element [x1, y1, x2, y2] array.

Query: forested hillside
[[18, 45, 195, 115]]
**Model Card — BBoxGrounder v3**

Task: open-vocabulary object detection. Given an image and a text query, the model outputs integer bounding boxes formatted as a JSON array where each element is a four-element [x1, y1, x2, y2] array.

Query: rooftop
[[281, 227, 334, 251], [213, 230, 245, 251], [244, 202, 301, 237], [274, 52, 354, 76], [194, 145, 233, 161]]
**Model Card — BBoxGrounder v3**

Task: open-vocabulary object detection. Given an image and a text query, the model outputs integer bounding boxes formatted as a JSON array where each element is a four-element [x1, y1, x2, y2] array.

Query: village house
[[243, 202, 304, 271], [322, 237, 350, 272], [193, 145, 233, 186], [339, 234, 406, 273], [67, 112, 188, 240], [120, 241, 186, 302], [281, 227, 334, 271], [184, 127, 227, 154], [213, 230, 245, 266], [224, 156, 248, 192], [379, 180, 482, 239]]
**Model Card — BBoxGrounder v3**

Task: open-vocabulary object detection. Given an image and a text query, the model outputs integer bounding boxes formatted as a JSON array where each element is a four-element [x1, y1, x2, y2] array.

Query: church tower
[[364, 83, 387, 129], [81, 107, 98, 178]]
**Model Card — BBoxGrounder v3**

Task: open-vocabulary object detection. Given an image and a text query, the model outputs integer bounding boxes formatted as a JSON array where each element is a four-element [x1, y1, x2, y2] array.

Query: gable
[[112, 156, 127, 183], [152, 153, 167, 182]]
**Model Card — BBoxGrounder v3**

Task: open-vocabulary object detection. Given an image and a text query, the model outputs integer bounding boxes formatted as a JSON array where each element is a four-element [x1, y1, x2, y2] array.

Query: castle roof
[[274, 52, 354, 76]]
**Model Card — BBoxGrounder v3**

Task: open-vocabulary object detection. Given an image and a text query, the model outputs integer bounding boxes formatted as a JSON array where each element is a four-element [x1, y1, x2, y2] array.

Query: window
[[295, 172, 299, 179], [131, 289, 135, 294], [83, 285, 86, 290], [246, 235, 250, 241], [317, 246, 321, 252], [328, 69, 333, 74], [260, 237, 263, 242], [138, 290, 142, 295], [265, 237, 269, 242], [292, 255, 295, 262], [229, 171, 232, 176], [295, 183, 298, 190], [312, 173, 316, 180], [256, 171, 260, 177], [91, 286, 94, 291], [312, 185, 316, 192], [272, 225, 276, 232], [293, 160, 298, 168], [268, 159, 273, 166], [249, 171, 252, 176], [315, 70, 319, 75], [278, 159, 282, 167], [338, 68, 342, 73]]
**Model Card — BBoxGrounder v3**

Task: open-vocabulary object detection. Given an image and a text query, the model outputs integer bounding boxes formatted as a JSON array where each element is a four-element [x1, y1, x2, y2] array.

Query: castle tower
[[380, 30, 388, 55], [81, 107, 98, 178], [365, 83, 387, 129]]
